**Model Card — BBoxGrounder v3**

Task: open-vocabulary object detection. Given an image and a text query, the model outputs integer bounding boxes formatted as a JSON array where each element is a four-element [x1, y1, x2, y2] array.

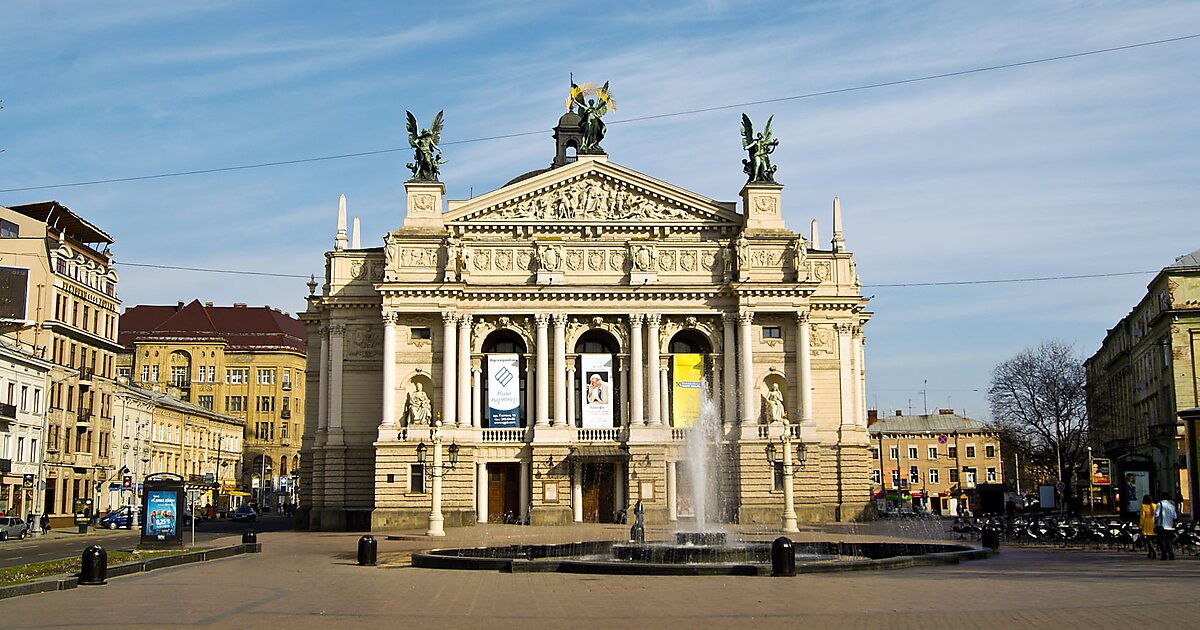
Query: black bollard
[[358, 535, 378, 566], [771, 536, 796, 577], [79, 545, 108, 585], [242, 529, 257, 545]]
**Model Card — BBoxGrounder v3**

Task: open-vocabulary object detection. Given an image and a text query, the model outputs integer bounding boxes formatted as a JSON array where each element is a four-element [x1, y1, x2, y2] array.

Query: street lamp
[[416, 421, 460, 537], [765, 433, 804, 533]]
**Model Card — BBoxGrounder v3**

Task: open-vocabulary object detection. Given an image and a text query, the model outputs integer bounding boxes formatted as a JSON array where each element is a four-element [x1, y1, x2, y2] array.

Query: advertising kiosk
[[140, 473, 185, 548]]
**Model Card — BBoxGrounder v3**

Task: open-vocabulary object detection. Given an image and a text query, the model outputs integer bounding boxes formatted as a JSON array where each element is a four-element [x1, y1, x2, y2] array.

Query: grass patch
[[0, 548, 195, 587]]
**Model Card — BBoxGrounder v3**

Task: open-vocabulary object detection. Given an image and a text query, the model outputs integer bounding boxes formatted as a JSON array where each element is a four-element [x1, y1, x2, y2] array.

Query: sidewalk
[[1, 523, 1198, 628]]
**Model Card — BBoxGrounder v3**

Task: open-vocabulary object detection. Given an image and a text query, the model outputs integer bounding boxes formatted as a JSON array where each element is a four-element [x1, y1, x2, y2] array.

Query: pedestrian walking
[[39, 513, 50, 533], [1154, 493, 1178, 561], [1139, 494, 1157, 558]]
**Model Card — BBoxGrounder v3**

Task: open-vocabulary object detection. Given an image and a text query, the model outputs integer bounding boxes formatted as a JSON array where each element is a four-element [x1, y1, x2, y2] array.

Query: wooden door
[[582, 463, 615, 522], [488, 463, 519, 523]]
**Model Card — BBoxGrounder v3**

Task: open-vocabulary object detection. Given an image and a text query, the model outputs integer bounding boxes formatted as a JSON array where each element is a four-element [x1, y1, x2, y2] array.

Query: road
[[0, 514, 294, 569]]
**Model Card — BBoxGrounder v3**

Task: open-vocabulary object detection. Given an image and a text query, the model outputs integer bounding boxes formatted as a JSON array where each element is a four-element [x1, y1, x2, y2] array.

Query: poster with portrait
[[1124, 470, 1150, 513], [1091, 458, 1111, 486], [487, 354, 521, 428], [580, 354, 613, 428], [671, 354, 704, 427]]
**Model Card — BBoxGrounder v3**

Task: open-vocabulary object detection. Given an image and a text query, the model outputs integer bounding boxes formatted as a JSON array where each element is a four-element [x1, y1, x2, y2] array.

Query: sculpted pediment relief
[[446, 160, 740, 227]]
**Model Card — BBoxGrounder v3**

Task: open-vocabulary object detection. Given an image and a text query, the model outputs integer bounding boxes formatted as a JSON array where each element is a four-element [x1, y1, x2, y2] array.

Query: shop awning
[[570, 446, 628, 461]]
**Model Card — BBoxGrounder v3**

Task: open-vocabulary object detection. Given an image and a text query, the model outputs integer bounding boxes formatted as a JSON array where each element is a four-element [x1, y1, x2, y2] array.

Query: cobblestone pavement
[[2, 522, 1197, 629]]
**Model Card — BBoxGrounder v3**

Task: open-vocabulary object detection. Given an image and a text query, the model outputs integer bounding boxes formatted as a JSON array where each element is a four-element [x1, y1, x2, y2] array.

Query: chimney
[[938, 408, 954, 415], [867, 409, 879, 426], [204, 301, 213, 308], [177, 300, 184, 308], [895, 410, 903, 417]]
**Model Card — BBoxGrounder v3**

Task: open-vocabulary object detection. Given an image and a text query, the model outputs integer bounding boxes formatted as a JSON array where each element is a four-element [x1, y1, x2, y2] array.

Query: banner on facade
[[487, 354, 521, 428], [580, 354, 614, 428], [671, 354, 704, 427], [1091, 458, 1111, 486]]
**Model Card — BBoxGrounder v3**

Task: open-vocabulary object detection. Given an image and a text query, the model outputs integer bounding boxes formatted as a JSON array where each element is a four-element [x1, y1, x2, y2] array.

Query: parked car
[[0, 517, 28, 540], [99, 506, 137, 529], [230, 505, 257, 522]]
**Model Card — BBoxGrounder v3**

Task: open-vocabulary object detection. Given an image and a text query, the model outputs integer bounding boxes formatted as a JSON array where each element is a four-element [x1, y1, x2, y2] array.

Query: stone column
[[534, 314, 550, 427], [381, 313, 397, 427], [837, 324, 853, 427], [566, 366, 577, 428], [476, 462, 488, 523], [781, 437, 799, 533], [629, 315, 645, 426], [796, 311, 813, 425], [525, 360, 535, 427], [722, 313, 737, 426], [552, 314, 567, 427], [441, 312, 458, 426], [646, 314, 662, 426], [318, 326, 330, 435], [667, 460, 678, 521], [659, 365, 670, 427], [519, 461, 530, 523], [572, 461, 583, 522], [711, 362, 722, 413], [856, 328, 867, 427], [458, 315, 471, 427], [329, 324, 345, 437], [614, 461, 626, 517], [471, 364, 482, 428], [737, 311, 755, 424]]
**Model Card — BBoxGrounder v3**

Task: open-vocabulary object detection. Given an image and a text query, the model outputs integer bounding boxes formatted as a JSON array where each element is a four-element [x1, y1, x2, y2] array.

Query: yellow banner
[[671, 354, 704, 427]]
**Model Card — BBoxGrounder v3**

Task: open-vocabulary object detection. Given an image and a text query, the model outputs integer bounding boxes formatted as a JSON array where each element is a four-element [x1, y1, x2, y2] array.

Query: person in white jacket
[[1154, 494, 1178, 561]]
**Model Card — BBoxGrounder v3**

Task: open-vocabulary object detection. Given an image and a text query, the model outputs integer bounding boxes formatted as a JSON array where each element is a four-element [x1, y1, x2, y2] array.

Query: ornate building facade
[[301, 113, 872, 532]]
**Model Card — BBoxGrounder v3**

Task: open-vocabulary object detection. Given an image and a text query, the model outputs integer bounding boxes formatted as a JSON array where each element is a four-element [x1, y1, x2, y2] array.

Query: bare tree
[[987, 340, 1089, 507]]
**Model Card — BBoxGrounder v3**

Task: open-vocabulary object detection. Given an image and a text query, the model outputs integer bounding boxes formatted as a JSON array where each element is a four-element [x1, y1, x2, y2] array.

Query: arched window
[[482, 330, 528, 428]]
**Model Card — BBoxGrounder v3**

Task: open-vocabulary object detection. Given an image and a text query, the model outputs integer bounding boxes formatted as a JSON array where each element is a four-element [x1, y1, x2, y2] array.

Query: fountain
[[410, 381, 991, 575]]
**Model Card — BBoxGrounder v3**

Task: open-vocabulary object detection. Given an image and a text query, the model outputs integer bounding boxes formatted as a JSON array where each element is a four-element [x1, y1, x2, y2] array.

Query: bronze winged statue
[[741, 114, 779, 183], [572, 81, 613, 154], [406, 110, 445, 181]]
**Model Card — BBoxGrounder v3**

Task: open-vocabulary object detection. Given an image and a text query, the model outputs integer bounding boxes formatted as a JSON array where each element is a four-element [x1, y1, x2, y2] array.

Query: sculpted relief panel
[[475, 175, 702, 222]]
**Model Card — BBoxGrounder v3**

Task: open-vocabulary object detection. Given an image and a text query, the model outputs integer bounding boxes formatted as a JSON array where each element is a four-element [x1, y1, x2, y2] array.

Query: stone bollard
[[79, 545, 108, 585], [358, 535, 378, 566], [771, 536, 796, 577]]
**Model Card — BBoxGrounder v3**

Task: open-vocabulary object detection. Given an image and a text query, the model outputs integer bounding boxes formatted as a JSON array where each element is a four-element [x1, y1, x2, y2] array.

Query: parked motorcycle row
[[951, 514, 1200, 555]]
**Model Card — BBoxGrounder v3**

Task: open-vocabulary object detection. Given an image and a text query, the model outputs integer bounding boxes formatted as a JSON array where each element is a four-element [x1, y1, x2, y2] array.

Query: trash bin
[[981, 529, 1000, 552]]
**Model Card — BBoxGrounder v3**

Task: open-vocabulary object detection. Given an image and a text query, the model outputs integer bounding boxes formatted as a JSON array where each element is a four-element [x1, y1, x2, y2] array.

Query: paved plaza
[[2, 523, 1198, 628]]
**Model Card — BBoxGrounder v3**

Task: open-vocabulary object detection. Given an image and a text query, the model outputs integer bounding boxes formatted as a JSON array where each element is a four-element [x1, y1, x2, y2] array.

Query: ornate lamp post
[[416, 420, 459, 537], [766, 433, 805, 533]]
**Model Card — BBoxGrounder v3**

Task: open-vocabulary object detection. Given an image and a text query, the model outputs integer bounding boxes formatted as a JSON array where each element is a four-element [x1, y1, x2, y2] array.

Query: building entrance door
[[581, 463, 614, 523], [488, 463, 520, 523]]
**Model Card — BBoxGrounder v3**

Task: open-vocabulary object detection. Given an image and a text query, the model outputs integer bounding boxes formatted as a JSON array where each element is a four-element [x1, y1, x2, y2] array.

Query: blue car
[[99, 506, 137, 529]]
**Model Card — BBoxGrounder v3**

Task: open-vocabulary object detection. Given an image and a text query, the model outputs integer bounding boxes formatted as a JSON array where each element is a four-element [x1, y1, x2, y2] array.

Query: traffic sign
[[1055, 481, 1066, 491]]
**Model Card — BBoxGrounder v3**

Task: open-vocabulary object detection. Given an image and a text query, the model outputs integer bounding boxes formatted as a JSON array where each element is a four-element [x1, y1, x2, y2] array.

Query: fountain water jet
[[681, 380, 724, 533]]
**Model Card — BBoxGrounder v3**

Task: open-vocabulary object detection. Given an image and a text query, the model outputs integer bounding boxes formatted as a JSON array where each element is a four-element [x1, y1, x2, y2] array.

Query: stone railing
[[574, 427, 620, 442], [481, 428, 527, 443], [671, 428, 688, 441]]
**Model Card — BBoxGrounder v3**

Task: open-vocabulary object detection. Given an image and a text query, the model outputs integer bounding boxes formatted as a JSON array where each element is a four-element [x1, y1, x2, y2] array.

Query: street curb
[[0, 543, 257, 601]]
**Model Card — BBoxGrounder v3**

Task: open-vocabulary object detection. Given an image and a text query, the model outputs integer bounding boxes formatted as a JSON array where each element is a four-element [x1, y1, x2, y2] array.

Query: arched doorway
[[574, 329, 620, 428], [667, 330, 712, 428], [482, 330, 528, 428]]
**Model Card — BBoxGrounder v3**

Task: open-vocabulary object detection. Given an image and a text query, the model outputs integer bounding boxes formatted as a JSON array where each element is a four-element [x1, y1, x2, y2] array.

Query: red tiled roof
[[119, 299, 306, 353]]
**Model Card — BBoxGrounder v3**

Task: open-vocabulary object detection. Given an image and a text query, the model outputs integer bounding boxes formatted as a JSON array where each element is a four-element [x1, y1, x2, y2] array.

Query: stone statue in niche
[[406, 383, 432, 425], [790, 236, 808, 281], [735, 234, 750, 272], [763, 383, 786, 424], [444, 234, 462, 281]]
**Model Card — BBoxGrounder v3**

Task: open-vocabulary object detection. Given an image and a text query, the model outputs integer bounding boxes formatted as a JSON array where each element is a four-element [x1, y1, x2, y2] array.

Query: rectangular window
[[948, 446, 958, 459], [411, 327, 431, 340], [151, 366, 159, 382], [907, 446, 917, 459], [171, 366, 188, 387], [33, 388, 41, 414], [870, 469, 881, 484], [763, 326, 782, 339], [985, 444, 996, 459], [119, 367, 131, 380], [890, 469, 900, 488], [773, 462, 785, 491], [986, 467, 997, 482], [282, 370, 291, 389], [888, 446, 898, 460], [928, 446, 938, 460], [870, 447, 880, 460], [256, 396, 275, 412], [410, 464, 426, 493], [281, 422, 289, 439], [226, 368, 248, 384], [965, 445, 976, 458], [0, 218, 18, 237], [17, 437, 25, 461], [949, 468, 959, 483], [198, 395, 213, 410], [909, 468, 920, 484], [257, 369, 276, 385], [929, 468, 940, 484]]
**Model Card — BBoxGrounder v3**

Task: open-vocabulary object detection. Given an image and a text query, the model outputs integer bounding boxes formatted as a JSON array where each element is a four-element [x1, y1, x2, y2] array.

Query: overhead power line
[[115, 260, 1157, 287], [2, 32, 1198, 194]]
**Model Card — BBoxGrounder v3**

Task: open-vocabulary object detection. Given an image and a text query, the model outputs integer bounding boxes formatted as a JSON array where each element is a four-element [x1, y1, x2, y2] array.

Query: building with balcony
[[1085, 248, 1200, 516], [867, 409, 1003, 515], [116, 300, 306, 510], [1, 201, 122, 527], [0, 340, 53, 520], [301, 109, 873, 532], [109, 380, 245, 514]]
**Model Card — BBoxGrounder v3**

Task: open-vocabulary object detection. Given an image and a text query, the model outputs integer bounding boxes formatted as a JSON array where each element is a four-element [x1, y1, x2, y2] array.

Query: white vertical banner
[[487, 354, 521, 428], [580, 353, 614, 428]]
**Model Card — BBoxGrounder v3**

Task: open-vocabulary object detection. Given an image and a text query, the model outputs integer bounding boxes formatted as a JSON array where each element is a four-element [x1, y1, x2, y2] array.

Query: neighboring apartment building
[[117, 300, 306, 511], [1086, 248, 1200, 516], [868, 409, 1004, 515], [0, 340, 53, 520], [1, 202, 122, 527], [108, 380, 245, 514]]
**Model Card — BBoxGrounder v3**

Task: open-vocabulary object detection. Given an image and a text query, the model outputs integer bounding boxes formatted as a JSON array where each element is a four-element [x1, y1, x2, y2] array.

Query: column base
[[426, 513, 446, 537]]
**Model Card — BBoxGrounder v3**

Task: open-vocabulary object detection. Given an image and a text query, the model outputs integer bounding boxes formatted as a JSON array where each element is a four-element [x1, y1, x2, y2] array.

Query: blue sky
[[2, 1, 1199, 420]]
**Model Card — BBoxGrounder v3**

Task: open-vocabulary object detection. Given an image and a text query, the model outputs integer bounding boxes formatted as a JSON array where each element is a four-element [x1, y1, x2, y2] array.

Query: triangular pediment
[[445, 158, 741, 226]]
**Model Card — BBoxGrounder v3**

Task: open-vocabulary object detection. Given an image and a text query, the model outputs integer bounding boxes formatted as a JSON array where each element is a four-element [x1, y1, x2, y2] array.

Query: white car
[[0, 517, 28, 540]]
